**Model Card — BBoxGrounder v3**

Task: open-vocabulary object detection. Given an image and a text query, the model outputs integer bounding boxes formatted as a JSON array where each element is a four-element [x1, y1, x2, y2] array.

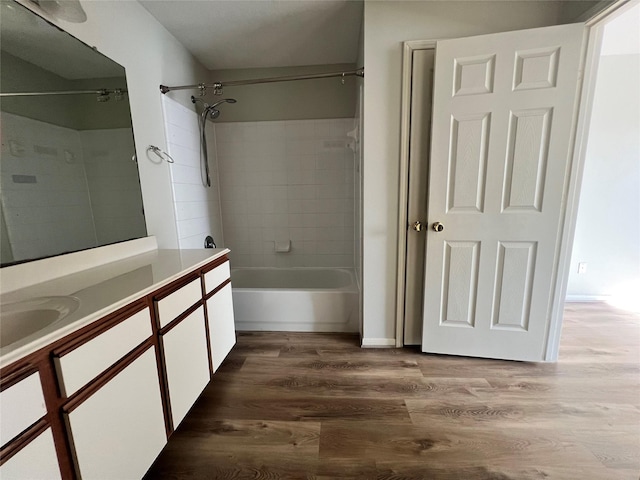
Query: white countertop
[[0, 247, 229, 369]]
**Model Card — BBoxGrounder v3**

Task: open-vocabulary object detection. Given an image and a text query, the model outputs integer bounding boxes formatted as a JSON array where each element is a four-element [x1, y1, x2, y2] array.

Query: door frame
[[394, 0, 633, 357], [395, 39, 438, 348]]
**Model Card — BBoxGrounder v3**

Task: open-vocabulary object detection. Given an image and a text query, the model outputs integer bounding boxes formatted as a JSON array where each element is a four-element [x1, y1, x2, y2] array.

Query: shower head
[[204, 98, 237, 121]]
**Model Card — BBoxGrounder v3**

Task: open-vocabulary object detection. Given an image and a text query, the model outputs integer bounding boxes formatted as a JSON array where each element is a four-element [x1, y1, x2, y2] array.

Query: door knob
[[411, 221, 423, 232], [432, 222, 444, 232]]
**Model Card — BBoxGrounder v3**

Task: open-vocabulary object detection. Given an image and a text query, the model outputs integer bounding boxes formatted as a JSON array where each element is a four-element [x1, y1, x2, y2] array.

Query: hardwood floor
[[144, 303, 640, 480]]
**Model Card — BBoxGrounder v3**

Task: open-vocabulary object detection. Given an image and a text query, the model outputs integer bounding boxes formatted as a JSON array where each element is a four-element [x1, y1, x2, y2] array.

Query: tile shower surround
[[163, 96, 225, 250], [0, 112, 144, 262], [215, 118, 356, 268]]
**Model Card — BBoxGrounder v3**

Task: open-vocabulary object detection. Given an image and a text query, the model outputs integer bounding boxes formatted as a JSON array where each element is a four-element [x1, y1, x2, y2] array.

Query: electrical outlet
[[578, 262, 587, 274]]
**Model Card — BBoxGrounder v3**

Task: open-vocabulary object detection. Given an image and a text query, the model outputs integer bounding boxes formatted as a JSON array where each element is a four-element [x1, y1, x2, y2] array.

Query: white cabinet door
[[66, 348, 166, 480], [0, 428, 61, 480], [0, 372, 47, 447], [422, 24, 584, 361], [162, 306, 210, 427], [206, 283, 236, 372]]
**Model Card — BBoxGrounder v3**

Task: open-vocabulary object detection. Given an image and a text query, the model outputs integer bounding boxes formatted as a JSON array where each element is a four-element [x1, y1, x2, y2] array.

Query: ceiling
[[138, 0, 364, 71]]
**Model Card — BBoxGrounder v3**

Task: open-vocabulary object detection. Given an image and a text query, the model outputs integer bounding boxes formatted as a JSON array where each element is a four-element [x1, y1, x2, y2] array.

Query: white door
[[422, 24, 584, 361]]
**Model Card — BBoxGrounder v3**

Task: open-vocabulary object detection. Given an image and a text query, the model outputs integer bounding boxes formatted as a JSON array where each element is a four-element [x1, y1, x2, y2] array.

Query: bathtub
[[231, 268, 359, 332]]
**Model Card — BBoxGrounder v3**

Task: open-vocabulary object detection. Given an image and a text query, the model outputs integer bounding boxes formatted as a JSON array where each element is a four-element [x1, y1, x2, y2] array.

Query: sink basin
[[0, 296, 80, 348]]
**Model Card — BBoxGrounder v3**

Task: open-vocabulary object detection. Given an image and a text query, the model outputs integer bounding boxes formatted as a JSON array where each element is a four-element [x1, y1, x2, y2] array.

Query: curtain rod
[[0, 88, 126, 98], [159, 67, 364, 95]]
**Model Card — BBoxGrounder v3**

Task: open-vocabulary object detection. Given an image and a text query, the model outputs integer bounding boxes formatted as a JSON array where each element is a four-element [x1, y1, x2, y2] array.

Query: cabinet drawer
[[0, 372, 47, 447], [55, 308, 152, 397], [204, 261, 230, 294], [0, 428, 61, 479], [156, 277, 202, 328]]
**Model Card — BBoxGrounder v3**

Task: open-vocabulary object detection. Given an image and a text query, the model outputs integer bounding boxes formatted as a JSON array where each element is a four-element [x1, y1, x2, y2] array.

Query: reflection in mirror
[[0, 0, 146, 266]]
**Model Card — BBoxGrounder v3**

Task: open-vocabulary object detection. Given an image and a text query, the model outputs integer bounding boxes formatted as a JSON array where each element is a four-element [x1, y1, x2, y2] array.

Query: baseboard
[[235, 322, 358, 333], [565, 294, 610, 303], [361, 337, 396, 348]]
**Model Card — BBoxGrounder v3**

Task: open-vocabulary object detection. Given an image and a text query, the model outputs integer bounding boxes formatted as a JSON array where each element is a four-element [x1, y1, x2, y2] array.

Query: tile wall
[[0, 113, 145, 264], [1, 112, 96, 262], [80, 129, 146, 246], [215, 118, 355, 268], [162, 96, 225, 250]]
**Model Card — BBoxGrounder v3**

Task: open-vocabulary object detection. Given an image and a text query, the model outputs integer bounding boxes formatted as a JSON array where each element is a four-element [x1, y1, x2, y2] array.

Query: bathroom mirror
[[0, 0, 146, 266]]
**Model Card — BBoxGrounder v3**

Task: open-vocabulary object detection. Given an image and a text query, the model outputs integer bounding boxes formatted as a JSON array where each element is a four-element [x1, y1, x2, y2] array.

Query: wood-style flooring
[[144, 303, 640, 480]]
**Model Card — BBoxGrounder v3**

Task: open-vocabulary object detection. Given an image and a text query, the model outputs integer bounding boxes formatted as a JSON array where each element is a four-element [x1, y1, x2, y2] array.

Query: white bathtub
[[231, 268, 359, 332]]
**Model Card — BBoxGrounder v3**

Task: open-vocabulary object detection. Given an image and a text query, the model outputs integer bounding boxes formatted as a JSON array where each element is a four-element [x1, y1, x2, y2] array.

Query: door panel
[[447, 113, 490, 213], [441, 241, 480, 327], [503, 108, 552, 211], [422, 24, 584, 361], [492, 241, 537, 331]]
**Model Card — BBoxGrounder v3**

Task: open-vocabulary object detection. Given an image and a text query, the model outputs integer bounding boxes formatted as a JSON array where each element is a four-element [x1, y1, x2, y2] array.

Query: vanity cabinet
[[0, 253, 235, 480], [154, 273, 212, 430], [53, 304, 163, 479]]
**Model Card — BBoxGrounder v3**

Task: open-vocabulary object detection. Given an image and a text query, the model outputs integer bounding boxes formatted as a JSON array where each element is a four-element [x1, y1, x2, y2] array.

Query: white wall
[[216, 118, 355, 268], [361, 1, 564, 344], [567, 53, 640, 301], [209, 64, 358, 123], [17, 0, 210, 249]]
